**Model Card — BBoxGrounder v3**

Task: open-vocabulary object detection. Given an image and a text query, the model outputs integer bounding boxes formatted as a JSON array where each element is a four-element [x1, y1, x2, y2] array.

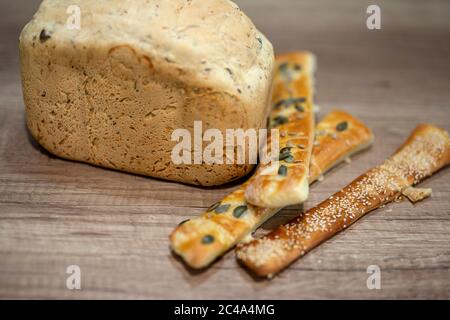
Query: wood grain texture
[[0, 0, 449, 299]]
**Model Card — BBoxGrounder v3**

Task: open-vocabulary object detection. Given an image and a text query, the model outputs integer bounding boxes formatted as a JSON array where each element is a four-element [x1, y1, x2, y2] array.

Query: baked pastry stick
[[245, 52, 316, 208], [170, 110, 374, 269], [236, 124, 450, 278], [309, 110, 374, 181]]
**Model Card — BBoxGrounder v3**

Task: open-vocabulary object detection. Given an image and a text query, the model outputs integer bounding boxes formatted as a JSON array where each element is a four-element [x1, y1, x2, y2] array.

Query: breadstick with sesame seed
[[236, 124, 450, 278], [244, 51, 316, 208], [170, 110, 373, 269]]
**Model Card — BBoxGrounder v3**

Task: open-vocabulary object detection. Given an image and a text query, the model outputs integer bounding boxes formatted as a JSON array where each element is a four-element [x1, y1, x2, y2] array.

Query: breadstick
[[309, 110, 374, 180], [236, 124, 450, 278], [170, 110, 373, 269], [244, 52, 316, 208]]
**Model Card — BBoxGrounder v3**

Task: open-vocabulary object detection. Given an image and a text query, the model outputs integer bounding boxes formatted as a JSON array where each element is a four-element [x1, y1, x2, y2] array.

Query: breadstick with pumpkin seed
[[309, 110, 374, 180], [170, 110, 374, 269], [236, 124, 450, 278], [244, 52, 316, 208]]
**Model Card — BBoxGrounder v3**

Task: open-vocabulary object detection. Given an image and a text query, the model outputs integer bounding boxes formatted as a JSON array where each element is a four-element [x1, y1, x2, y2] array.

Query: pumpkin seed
[[273, 116, 289, 126], [336, 121, 348, 132], [284, 155, 295, 163], [202, 235, 214, 244], [274, 99, 286, 109], [279, 151, 292, 161], [215, 204, 230, 214], [280, 147, 293, 154], [233, 205, 248, 218], [295, 105, 305, 112], [292, 97, 306, 104], [274, 98, 305, 110], [286, 97, 306, 108], [278, 165, 288, 176], [279, 62, 289, 71]]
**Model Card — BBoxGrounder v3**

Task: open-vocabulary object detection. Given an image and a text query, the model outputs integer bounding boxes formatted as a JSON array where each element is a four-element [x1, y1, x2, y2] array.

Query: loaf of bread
[[19, 0, 274, 186], [236, 124, 450, 278]]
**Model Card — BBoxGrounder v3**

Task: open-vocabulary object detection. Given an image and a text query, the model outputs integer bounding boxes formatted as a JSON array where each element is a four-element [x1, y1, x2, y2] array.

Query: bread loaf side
[[20, 0, 274, 186]]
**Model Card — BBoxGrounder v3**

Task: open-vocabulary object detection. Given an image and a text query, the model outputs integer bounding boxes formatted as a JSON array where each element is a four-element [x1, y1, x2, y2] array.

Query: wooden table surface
[[1, 0, 449, 299]]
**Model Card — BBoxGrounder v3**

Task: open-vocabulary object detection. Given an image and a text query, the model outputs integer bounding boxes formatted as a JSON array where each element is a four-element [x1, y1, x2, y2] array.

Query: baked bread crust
[[309, 110, 374, 180], [244, 52, 316, 207], [170, 108, 374, 269], [402, 186, 432, 203], [19, 0, 274, 186], [236, 124, 450, 278]]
